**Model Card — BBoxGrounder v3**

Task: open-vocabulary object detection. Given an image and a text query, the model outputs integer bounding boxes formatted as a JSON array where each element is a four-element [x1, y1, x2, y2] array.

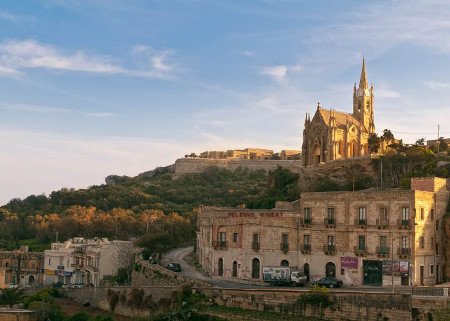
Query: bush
[[297, 286, 333, 317]]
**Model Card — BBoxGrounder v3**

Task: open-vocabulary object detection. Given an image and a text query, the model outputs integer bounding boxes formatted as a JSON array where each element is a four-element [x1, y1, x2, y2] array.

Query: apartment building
[[197, 177, 449, 286], [0, 246, 43, 288], [43, 237, 132, 286]]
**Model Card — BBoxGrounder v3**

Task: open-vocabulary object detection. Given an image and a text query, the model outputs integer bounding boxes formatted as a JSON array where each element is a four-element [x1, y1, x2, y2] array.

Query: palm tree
[[0, 287, 25, 308]]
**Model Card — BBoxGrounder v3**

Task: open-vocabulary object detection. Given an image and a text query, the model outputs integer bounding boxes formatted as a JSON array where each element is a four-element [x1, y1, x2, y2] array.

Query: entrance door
[[304, 263, 310, 282], [325, 262, 336, 278], [436, 264, 439, 284], [218, 258, 224, 276], [420, 266, 424, 286], [252, 258, 260, 279], [363, 260, 382, 286], [232, 261, 237, 277]]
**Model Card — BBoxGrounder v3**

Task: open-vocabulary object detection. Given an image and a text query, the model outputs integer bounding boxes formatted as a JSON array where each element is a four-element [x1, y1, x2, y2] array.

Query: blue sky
[[1, 0, 450, 205]]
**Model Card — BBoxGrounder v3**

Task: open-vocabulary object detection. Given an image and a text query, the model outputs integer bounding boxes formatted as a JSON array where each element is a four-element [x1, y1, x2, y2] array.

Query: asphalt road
[[161, 246, 414, 293]]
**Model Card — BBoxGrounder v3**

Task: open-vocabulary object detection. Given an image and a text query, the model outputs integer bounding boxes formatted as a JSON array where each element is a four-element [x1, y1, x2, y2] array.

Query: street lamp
[[391, 234, 399, 293]]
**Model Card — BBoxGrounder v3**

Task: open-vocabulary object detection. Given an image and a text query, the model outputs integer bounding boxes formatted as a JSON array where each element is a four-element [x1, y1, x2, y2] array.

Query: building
[[197, 177, 449, 286], [427, 138, 450, 151], [199, 148, 275, 160], [302, 59, 376, 166], [0, 246, 43, 288], [43, 237, 132, 286]]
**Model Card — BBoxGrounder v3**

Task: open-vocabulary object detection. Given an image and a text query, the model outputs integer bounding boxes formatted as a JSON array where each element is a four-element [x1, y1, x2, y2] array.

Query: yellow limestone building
[[302, 59, 375, 166]]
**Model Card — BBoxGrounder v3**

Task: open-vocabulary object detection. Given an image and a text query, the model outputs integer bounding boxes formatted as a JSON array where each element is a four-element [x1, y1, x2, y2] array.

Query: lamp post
[[391, 235, 398, 293]]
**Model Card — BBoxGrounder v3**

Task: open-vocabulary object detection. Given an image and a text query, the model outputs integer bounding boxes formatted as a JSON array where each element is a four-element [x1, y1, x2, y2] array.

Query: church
[[302, 59, 376, 166]]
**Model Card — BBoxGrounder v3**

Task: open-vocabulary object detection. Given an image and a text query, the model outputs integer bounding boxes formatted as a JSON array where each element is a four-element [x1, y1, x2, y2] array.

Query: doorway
[[363, 260, 382, 285], [304, 263, 310, 282], [281, 260, 289, 267], [232, 261, 237, 277], [218, 258, 224, 277], [325, 262, 336, 278], [420, 266, 424, 286], [252, 258, 260, 279]]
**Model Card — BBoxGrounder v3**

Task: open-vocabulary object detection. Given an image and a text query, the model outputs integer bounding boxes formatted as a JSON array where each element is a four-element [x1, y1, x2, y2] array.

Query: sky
[[1, 0, 450, 205]]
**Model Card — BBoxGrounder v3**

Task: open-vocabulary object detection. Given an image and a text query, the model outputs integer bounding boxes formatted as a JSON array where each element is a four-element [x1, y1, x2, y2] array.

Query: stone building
[[0, 246, 43, 288], [197, 177, 449, 287], [43, 237, 132, 287], [302, 59, 375, 166]]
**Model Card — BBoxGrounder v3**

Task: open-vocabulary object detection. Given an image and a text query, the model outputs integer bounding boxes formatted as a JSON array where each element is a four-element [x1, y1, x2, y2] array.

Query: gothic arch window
[[358, 102, 361, 112], [366, 100, 370, 110]]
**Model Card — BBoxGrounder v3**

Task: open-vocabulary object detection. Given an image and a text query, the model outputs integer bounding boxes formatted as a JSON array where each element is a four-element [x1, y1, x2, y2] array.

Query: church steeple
[[359, 57, 368, 89]]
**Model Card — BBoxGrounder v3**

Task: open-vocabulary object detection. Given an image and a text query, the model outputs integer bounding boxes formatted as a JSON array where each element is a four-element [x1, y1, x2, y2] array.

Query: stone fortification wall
[[173, 158, 302, 178], [0, 309, 37, 321], [205, 288, 412, 321]]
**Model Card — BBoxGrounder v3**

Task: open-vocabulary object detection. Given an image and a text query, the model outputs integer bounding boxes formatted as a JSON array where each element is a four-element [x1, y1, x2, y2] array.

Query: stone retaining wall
[[0, 309, 37, 321]]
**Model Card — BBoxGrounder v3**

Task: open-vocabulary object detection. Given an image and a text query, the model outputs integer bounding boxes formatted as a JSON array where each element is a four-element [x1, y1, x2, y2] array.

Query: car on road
[[313, 277, 343, 288], [166, 262, 182, 272]]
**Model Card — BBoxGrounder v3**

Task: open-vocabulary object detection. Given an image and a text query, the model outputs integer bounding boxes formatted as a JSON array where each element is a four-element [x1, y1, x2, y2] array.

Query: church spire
[[359, 57, 368, 89]]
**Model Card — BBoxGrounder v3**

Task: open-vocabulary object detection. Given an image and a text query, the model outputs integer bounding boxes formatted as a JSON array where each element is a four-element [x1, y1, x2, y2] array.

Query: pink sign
[[341, 257, 358, 269]]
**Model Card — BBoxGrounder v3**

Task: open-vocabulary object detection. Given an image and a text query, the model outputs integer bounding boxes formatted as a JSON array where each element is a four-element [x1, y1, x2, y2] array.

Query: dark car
[[166, 262, 182, 272], [314, 277, 343, 288]]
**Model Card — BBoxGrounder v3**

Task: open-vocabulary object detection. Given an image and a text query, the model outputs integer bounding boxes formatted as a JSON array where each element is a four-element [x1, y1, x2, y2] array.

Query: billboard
[[341, 257, 358, 269], [382, 260, 409, 276]]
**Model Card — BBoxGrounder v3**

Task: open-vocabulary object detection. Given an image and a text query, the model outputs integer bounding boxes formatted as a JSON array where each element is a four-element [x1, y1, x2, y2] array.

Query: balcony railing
[[398, 247, 411, 257], [376, 246, 390, 257], [251, 241, 260, 251], [324, 218, 336, 228], [212, 241, 227, 249], [376, 218, 389, 229], [355, 218, 367, 227], [354, 246, 367, 256], [301, 244, 311, 253], [324, 244, 336, 255], [397, 219, 410, 229], [300, 217, 312, 227], [280, 242, 289, 253]]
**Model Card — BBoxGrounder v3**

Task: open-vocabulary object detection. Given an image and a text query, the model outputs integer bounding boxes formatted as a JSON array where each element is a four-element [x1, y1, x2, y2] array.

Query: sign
[[341, 257, 358, 269], [64, 271, 72, 277], [382, 260, 409, 276], [44, 269, 56, 275]]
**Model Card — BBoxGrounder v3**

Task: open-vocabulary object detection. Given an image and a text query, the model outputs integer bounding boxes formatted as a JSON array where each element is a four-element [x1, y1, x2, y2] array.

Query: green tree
[[368, 133, 381, 153], [0, 287, 25, 308], [382, 129, 394, 140], [415, 138, 426, 147]]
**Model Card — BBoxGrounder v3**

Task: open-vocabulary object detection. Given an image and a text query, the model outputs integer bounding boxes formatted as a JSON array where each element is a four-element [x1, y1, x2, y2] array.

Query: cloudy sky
[[1, 0, 450, 205]]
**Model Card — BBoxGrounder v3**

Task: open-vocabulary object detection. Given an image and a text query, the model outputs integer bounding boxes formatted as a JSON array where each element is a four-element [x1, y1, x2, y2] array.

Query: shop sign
[[341, 257, 358, 269], [44, 269, 56, 275], [382, 260, 409, 276]]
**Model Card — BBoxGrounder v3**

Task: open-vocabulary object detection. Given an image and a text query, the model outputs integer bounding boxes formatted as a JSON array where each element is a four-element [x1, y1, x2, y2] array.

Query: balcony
[[376, 246, 390, 258], [323, 244, 336, 255], [300, 217, 312, 227], [397, 247, 411, 258], [354, 246, 367, 256], [86, 264, 99, 273], [251, 241, 260, 251], [376, 219, 389, 229], [324, 218, 336, 228], [355, 218, 367, 228], [212, 241, 227, 250], [397, 219, 410, 229], [71, 263, 84, 270], [301, 244, 311, 254], [280, 242, 289, 253]]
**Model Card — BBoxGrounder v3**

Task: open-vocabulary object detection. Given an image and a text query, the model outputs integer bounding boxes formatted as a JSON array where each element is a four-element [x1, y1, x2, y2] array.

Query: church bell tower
[[353, 58, 375, 133]]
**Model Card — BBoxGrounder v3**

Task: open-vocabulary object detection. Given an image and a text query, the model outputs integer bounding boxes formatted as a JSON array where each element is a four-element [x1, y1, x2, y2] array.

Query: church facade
[[302, 59, 375, 166]]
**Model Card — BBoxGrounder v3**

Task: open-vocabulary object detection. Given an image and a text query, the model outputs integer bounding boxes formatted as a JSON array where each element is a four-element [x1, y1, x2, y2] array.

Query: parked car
[[314, 277, 343, 288], [262, 266, 307, 286], [166, 262, 182, 272]]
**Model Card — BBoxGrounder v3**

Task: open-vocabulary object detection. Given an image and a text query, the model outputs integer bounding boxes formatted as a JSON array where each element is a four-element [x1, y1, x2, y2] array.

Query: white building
[[43, 237, 132, 286]]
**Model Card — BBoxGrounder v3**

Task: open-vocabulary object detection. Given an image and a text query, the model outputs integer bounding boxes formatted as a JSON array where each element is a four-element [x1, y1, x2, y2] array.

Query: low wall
[[0, 309, 37, 321], [173, 158, 302, 178], [65, 286, 180, 317], [204, 288, 412, 321]]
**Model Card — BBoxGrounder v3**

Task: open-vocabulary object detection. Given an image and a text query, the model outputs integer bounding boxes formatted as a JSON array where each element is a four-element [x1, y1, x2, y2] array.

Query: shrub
[[107, 290, 119, 312]]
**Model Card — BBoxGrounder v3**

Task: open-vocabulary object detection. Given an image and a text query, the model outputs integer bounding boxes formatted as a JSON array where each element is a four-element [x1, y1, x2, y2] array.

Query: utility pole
[[437, 124, 440, 153], [380, 161, 383, 188]]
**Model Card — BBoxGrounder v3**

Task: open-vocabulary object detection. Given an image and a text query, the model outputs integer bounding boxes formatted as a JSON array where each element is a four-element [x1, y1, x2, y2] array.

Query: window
[[436, 243, 439, 255], [430, 209, 434, 220], [48, 259, 51, 266], [431, 265, 434, 275], [327, 208, 335, 219], [233, 233, 238, 243], [380, 236, 387, 248], [402, 207, 409, 221], [358, 207, 367, 223], [304, 234, 311, 245], [380, 207, 388, 220], [304, 208, 311, 223], [419, 236, 425, 249], [420, 208, 424, 220], [252, 233, 260, 250], [431, 237, 434, 250], [282, 233, 289, 245], [358, 235, 366, 251], [436, 220, 440, 231], [401, 236, 408, 249], [218, 232, 226, 243], [327, 235, 335, 245]]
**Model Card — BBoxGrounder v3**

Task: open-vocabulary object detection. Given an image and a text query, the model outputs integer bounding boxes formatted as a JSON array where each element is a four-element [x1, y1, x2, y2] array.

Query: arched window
[[218, 258, 224, 277], [251, 258, 260, 279], [281, 260, 289, 267], [232, 261, 238, 277], [29, 275, 35, 284], [325, 262, 336, 278]]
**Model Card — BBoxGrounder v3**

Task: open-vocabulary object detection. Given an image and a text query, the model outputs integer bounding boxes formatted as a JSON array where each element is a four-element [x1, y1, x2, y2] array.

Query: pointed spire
[[359, 57, 368, 89]]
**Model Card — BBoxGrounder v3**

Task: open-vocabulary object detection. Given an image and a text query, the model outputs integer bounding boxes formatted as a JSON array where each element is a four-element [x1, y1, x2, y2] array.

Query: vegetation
[[0, 287, 25, 308]]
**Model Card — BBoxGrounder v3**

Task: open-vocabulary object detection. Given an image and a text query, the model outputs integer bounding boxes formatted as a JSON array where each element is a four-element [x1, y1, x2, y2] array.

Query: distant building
[[195, 148, 301, 161], [0, 246, 43, 288], [43, 237, 132, 287], [427, 138, 450, 150], [197, 177, 449, 287]]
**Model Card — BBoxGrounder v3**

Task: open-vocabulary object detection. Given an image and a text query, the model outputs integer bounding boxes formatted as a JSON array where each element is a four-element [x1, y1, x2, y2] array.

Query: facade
[[427, 138, 450, 150], [302, 59, 375, 166], [197, 177, 449, 287], [0, 246, 43, 288], [43, 237, 132, 286], [196, 148, 301, 160]]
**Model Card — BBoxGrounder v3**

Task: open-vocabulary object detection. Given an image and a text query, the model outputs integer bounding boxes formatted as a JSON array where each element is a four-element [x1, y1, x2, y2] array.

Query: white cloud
[[260, 65, 288, 82], [424, 81, 450, 91], [132, 45, 178, 75], [1, 103, 115, 118], [0, 39, 179, 79], [235, 49, 255, 57]]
